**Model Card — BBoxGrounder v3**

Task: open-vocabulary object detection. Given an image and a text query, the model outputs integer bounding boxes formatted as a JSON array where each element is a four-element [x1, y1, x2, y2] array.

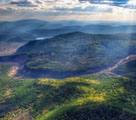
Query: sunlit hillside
[[0, 63, 136, 120], [0, 0, 136, 119]]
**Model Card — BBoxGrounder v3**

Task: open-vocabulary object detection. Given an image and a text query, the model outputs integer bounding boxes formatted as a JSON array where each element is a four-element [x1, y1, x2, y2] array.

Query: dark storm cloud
[[79, 0, 129, 7], [10, 0, 38, 7]]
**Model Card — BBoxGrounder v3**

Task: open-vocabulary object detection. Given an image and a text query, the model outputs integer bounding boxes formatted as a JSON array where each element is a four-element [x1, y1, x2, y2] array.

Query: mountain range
[[1, 19, 136, 43], [0, 20, 136, 120]]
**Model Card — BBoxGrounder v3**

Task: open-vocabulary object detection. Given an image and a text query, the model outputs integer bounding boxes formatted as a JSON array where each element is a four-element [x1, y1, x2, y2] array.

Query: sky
[[0, 0, 136, 21]]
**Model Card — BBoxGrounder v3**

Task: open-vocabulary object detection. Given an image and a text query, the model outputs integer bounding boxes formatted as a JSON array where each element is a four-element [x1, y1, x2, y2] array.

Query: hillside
[[15, 32, 136, 78], [0, 42, 23, 56], [0, 30, 136, 120], [113, 59, 136, 79], [0, 64, 136, 120]]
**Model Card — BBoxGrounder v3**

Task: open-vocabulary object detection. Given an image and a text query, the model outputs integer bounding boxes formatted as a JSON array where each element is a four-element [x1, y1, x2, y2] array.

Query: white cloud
[[0, 0, 136, 21]]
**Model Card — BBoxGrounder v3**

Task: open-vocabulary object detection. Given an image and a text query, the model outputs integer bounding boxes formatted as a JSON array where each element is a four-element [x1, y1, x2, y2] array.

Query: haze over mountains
[[0, 19, 136, 43]]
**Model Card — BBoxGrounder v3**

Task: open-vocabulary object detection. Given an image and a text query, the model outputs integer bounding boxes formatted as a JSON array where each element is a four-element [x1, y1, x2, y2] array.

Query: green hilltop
[[0, 64, 136, 120]]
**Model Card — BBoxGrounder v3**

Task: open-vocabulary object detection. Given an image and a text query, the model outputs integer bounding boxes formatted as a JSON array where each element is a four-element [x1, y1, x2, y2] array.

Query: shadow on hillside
[[2, 81, 90, 117], [55, 102, 136, 120], [16, 65, 107, 79], [32, 81, 90, 114], [127, 33, 136, 79]]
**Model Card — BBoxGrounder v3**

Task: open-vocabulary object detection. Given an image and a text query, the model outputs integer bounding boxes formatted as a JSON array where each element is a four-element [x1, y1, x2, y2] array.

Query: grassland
[[0, 63, 136, 120]]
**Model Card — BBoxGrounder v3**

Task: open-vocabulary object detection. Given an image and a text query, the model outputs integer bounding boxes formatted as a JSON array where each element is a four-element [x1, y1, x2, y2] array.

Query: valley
[[0, 20, 136, 120]]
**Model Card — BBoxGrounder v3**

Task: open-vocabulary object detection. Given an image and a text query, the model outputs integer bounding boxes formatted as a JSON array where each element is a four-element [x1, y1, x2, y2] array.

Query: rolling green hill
[[0, 64, 136, 120]]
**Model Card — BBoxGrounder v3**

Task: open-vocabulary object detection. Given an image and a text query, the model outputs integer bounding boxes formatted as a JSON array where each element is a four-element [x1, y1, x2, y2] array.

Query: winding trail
[[95, 55, 136, 75]]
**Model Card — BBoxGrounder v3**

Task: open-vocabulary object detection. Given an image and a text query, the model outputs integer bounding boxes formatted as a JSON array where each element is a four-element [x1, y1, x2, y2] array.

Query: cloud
[[121, 0, 136, 9], [0, 0, 136, 21], [79, 0, 129, 6], [10, 0, 38, 7], [79, 0, 136, 9], [0, 7, 13, 15], [56, 6, 112, 12]]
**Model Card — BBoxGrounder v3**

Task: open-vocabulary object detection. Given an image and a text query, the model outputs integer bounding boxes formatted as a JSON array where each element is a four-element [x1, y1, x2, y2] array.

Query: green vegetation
[[113, 59, 136, 79], [0, 64, 36, 119], [16, 32, 136, 73], [1, 22, 136, 120], [0, 64, 136, 120]]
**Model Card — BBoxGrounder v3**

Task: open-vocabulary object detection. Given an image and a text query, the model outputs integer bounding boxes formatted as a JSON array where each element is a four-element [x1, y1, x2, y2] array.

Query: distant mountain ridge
[[1, 19, 136, 34], [31, 25, 136, 38], [1, 19, 136, 43]]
